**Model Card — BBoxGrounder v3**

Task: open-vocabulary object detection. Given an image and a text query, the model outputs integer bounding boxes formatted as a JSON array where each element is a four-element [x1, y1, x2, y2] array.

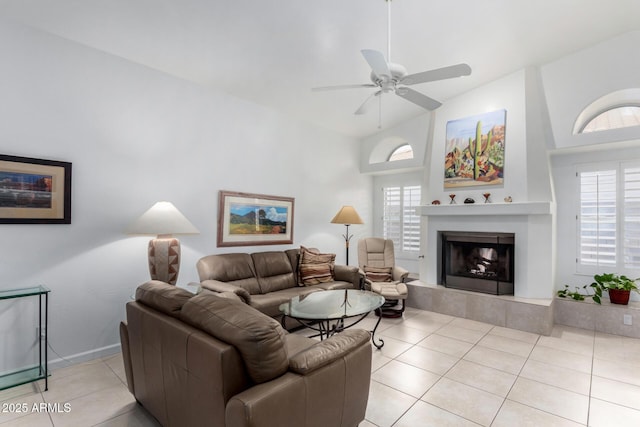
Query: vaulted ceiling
[[2, 0, 639, 138]]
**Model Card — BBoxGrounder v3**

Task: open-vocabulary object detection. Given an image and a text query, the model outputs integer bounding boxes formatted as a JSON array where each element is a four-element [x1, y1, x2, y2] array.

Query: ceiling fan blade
[[396, 87, 442, 110], [361, 49, 391, 78], [354, 91, 382, 115], [402, 63, 472, 85], [312, 83, 377, 92]]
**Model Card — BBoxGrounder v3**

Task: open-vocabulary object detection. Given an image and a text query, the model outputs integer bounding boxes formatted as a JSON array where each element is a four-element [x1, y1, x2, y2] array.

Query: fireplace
[[439, 231, 515, 295]]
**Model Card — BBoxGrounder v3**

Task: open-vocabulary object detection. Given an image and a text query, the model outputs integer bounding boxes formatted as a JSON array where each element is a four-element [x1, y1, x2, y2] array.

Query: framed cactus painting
[[444, 109, 506, 188]]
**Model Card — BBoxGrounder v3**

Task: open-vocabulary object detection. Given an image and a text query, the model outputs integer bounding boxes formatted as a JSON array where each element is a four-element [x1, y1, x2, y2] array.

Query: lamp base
[[148, 238, 180, 285]]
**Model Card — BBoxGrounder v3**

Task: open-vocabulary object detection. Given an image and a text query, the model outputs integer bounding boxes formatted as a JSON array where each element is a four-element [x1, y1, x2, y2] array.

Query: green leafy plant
[[557, 284, 590, 301], [558, 273, 640, 304]]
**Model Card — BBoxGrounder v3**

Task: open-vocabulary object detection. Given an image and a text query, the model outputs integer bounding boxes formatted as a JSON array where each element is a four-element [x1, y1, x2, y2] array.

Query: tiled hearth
[[407, 281, 553, 335], [408, 281, 640, 339]]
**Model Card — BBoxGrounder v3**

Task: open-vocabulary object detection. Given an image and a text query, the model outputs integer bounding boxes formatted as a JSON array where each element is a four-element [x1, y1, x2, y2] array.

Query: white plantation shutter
[[383, 187, 401, 247], [402, 186, 421, 252], [383, 185, 421, 253], [577, 161, 640, 274], [579, 169, 616, 267], [624, 166, 640, 269]]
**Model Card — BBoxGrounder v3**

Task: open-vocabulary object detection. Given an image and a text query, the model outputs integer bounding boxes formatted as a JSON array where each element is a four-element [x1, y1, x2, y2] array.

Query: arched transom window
[[388, 144, 414, 161]]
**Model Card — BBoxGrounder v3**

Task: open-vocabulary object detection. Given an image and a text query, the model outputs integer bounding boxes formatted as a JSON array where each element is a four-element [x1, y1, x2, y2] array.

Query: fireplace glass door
[[440, 231, 514, 295]]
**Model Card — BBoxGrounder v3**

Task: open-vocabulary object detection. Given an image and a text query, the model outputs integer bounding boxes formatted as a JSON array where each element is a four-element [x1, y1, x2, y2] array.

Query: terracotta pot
[[608, 289, 630, 305]]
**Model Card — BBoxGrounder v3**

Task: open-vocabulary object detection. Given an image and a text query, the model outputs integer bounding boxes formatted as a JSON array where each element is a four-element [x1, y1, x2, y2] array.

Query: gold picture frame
[[217, 190, 294, 247]]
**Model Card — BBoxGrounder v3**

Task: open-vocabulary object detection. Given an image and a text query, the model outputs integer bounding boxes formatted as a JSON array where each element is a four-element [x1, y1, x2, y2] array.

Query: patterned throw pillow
[[298, 246, 336, 285], [364, 266, 393, 283]]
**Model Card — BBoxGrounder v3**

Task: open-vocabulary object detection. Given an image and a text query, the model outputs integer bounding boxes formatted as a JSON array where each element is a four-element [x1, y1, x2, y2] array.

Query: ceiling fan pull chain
[[378, 93, 382, 129]]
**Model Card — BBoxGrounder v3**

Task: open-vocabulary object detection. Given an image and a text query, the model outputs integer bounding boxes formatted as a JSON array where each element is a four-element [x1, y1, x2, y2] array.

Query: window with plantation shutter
[[578, 169, 616, 268], [383, 185, 421, 253], [577, 162, 640, 274], [402, 186, 421, 252], [623, 166, 640, 269]]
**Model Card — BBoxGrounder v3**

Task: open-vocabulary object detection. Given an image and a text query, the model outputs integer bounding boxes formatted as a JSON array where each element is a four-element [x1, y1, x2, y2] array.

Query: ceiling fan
[[312, 0, 471, 121]]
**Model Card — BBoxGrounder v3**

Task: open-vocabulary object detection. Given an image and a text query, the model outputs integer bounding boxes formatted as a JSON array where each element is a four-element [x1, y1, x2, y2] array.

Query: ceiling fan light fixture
[[311, 0, 471, 125]]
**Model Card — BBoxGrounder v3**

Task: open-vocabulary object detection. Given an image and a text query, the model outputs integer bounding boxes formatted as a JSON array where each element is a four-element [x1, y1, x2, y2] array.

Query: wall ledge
[[418, 201, 554, 216]]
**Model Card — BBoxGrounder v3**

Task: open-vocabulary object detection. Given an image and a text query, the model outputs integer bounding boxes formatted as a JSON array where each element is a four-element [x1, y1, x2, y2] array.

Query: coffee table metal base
[[282, 307, 384, 349]]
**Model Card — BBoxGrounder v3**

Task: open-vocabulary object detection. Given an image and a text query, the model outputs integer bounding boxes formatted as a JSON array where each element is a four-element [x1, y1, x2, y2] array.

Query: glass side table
[[0, 285, 50, 391]]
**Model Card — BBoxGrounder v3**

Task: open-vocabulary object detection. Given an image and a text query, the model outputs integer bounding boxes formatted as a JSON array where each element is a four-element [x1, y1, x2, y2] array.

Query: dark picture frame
[[218, 190, 294, 247], [0, 154, 72, 224]]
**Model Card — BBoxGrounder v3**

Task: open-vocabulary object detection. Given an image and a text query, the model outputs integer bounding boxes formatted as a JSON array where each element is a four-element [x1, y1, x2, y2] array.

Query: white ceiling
[[2, 0, 640, 139]]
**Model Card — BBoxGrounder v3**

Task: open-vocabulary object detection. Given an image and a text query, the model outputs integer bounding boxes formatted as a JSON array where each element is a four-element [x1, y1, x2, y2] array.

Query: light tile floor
[[2, 307, 640, 426]]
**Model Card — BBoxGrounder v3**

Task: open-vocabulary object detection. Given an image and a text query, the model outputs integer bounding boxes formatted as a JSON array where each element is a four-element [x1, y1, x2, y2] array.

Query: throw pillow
[[364, 266, 393, 283], [298, 246, 336, 285]]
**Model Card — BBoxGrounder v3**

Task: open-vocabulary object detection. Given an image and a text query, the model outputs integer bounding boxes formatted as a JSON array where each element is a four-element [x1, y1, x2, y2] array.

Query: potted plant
[[590, 273, 640, 305], [557, 273, 639, 305]]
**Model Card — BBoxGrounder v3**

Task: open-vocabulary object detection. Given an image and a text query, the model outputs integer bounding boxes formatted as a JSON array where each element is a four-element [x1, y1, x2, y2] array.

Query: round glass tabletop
[[279, 289, 385, 320]]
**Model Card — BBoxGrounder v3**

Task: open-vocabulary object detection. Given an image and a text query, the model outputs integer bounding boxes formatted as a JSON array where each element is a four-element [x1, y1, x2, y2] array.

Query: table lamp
[[127, 201, 199, 285], [330, 205, 364, 265]]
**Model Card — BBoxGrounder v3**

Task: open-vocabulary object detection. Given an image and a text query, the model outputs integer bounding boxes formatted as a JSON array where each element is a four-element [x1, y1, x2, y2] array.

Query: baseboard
[[48, 343, 122, 370]]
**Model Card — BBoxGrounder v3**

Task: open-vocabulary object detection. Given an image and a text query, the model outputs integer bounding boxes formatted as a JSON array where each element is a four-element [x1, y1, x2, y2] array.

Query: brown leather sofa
[[120, 281, 372, 427], [196, 248, 361, 321]]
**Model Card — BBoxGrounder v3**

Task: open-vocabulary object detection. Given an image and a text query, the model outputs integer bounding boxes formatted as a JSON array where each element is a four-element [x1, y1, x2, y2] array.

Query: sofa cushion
[[252, 251, 297, 294], [135, 280, 194, 318], [196, 253, 261, 295], [364, 266, 393, 283], [180, 292, 289, 384], [298, 246, 336, 285]]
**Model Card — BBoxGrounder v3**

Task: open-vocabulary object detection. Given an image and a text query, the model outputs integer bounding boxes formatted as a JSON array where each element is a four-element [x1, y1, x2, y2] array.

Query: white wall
[[0, 20, 371, 370], [541, 30, 640, 149], [420, 69, 555, 299]]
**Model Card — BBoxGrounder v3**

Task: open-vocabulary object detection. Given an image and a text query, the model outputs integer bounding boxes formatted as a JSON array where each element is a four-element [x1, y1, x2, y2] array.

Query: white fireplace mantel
[[417, 201, 554, 217]]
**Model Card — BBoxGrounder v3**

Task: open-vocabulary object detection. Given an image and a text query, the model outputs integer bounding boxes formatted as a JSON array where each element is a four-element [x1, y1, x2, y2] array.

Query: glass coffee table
[[279, 289, 385, 349]]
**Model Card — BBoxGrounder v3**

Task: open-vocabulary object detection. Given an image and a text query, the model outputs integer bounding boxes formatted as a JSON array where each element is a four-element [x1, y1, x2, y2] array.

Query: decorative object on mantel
[[127, 201, 199, 285], [449, 194, 456, 204], [431, 200, 441, 205], [557, 273, 639, 305], [444, 109, 506, 189], [504, 196, 512, 203], [0, 154, 72, 224], [331, 205, 364, 265], [217, 191, 294, 247], [463, 197, 475, 204], [483, 192, 491, 203]]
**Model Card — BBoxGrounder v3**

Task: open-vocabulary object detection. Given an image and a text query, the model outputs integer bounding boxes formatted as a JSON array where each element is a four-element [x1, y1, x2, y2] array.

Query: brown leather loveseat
[[120, 281, 372, 427], [196, 248, 361, 321]]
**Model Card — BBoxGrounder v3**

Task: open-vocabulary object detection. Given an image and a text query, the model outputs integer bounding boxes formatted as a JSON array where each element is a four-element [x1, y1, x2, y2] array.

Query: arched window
[[388, 144, 414, 161], [574, 89, 640, 134], [580, 105, 640, 133]]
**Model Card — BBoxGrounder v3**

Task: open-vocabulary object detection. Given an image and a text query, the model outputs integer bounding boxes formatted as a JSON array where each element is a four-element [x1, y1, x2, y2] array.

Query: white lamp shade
[[331, 206, 364, 225], [127, 201, 199, 236]]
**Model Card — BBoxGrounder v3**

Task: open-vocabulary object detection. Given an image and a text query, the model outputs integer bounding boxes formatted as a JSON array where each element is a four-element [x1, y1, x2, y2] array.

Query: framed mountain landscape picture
[[217, 190, 294, 247], [444, 109, 506, 188]]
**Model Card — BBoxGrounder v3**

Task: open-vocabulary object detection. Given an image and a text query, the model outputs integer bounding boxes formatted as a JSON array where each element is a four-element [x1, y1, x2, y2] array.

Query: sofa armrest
[[393, 266, 410, 283], [226, 330, 371, 427], [201, 280, 251, 304], [119, 321, 135, 395], [288, 329, 370, 374], [333, 264, 362, 288]]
